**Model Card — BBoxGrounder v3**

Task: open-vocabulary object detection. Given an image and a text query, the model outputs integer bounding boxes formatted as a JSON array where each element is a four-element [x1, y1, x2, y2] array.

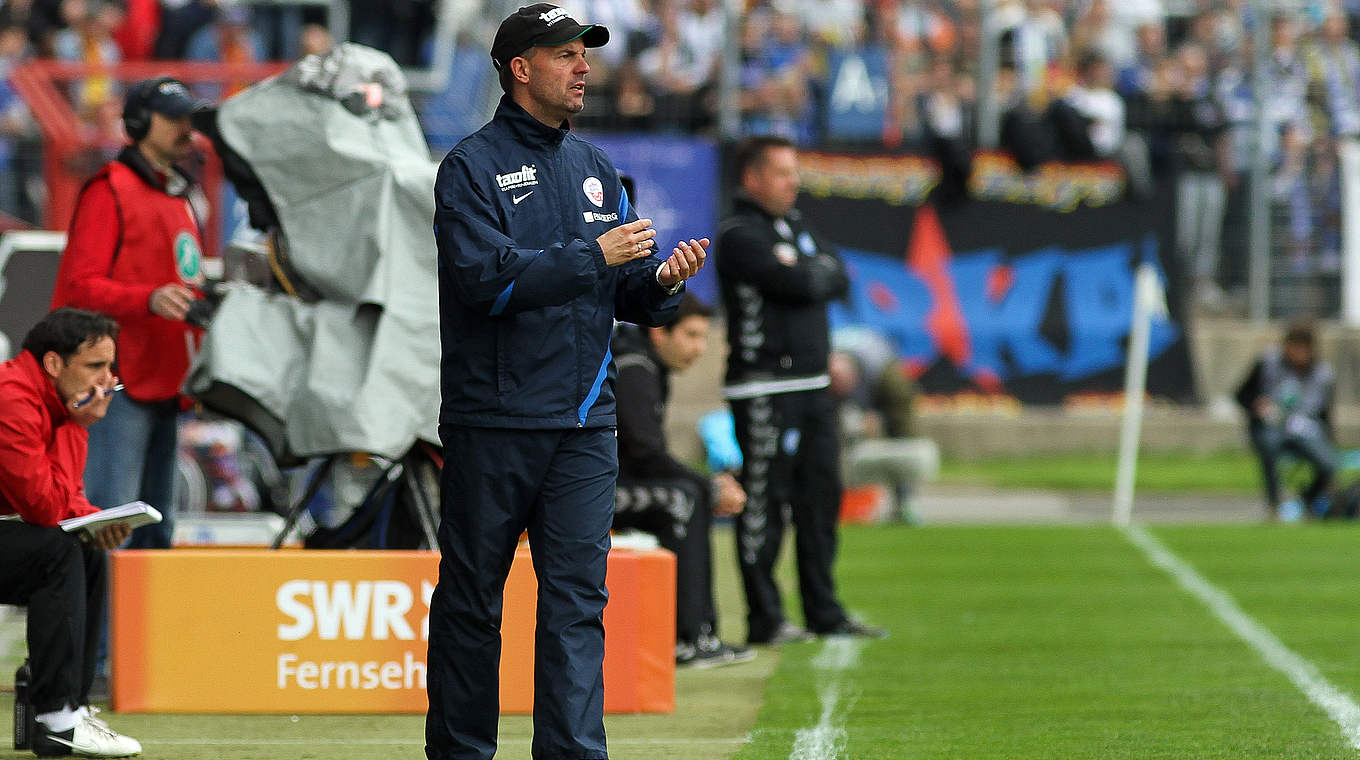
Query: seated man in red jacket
[[0, 308, 142, 758]]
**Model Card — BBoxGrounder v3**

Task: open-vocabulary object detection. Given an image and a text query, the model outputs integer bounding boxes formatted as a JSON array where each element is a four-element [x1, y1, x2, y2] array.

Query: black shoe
[[749, 620, 816, 646], [820, 618, 888, 639], [676, 633, 757, 668]]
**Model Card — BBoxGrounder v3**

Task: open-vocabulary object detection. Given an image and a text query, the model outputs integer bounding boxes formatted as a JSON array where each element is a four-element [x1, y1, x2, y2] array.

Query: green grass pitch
[[5, 523, 1360, 758]]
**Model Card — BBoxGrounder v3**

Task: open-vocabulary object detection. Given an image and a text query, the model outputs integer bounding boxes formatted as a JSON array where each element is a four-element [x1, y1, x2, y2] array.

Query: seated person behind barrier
[[0, 308, 142, 757], [613, 295, 754, 668], [1235, 320, 1337, 521], [829, 327, 938, 523]]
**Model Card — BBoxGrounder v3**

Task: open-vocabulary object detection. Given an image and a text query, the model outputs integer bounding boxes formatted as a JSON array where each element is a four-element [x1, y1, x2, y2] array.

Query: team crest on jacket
[[583, 176, 604, 207]]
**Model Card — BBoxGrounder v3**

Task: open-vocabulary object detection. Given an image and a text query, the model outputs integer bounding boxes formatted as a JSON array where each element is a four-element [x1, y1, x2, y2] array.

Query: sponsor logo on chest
[[495, 165, 539, 191]]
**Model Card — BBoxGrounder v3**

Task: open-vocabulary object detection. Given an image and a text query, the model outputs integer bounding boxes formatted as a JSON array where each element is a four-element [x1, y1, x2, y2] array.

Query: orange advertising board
[[110, 548, 674, 714]]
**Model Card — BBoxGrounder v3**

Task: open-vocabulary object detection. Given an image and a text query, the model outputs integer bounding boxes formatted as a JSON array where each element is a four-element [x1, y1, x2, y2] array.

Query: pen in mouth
[[74, 383, 125, 408]]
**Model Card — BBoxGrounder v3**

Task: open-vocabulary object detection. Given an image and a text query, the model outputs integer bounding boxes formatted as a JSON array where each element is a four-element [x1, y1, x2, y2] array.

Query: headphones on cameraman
[[122, 77, 180, 141]]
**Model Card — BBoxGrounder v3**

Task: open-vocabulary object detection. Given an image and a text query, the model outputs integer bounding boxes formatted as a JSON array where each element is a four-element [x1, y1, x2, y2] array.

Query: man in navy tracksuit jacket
[[425, 5, 709, 760]]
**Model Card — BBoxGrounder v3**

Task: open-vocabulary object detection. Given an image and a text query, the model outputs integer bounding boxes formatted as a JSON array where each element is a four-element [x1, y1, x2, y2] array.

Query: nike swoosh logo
[[512, 191, 533, 205]]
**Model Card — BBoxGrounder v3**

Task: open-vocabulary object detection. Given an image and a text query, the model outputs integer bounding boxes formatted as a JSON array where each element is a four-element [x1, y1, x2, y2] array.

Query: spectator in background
[[560, 0, 650, 70], [637, 0, 722, 131], [739, 8, 811, 140], [53, 0, 122, 117], [612, 296, 753, 668], [112, 0, 159, 60], [1236, 321, 1337, 521], [50, 78, 211, 549], [611, 59, 657, 129], [1109, 0, 1165, 69], [153, 0, 216, 60], [900, 53, 974, 198], [1302, 9, 1360, 273], [18, 0, 67, 57], [1052, 49, 1126, 160], [1070, 0, 1130, 70], [787, 0, 867, 52], [994, 0, 1066, 98], [0, 23, 39, 222], [1266, 16, 1315, 273], [882, 0, 958, 145], [1166, 42, 1231, 307], [1117, 21, 1168, 98], [350, 0, 433, 66], [185, 4, 262, 97]]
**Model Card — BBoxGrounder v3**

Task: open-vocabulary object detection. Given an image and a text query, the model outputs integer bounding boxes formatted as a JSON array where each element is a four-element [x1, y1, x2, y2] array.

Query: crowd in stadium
[[554, 0, 1360, 309], [0, 0, 1356, 305]]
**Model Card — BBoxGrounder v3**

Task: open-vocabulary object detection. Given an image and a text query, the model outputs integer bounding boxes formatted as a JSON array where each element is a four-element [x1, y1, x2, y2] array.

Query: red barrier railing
[[11, 60, 291, 253]]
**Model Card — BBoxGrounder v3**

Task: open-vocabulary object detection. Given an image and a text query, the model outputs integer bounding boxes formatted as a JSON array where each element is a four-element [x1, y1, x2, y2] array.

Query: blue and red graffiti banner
[[798, 151, 1195, 405]]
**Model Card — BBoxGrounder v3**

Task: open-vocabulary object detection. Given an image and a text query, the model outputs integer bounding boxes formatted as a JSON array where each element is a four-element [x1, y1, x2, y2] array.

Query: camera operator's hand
[[92, 522, 131, 551], [597, 218, 657, 267], [149, 283, 195, 322]]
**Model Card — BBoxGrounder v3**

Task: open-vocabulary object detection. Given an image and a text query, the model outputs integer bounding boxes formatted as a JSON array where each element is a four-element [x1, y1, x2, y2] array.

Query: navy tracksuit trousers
[[426, 425, 616, 760]]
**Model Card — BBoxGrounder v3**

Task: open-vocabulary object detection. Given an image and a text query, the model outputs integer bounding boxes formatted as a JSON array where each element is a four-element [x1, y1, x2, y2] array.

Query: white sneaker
[[32, 712, 142, 757]]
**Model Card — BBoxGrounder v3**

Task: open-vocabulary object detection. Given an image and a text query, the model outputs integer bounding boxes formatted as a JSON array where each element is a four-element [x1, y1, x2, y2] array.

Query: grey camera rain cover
[[186, 44, 440, 464]]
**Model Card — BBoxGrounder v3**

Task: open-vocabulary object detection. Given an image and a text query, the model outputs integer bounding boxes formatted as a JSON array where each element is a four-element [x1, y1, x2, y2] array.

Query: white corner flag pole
[[1113, 263, 1168, 526]]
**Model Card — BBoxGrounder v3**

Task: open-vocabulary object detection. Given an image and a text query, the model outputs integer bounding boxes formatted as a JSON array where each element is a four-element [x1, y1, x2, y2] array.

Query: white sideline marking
[[790, 637, 866, 760], [142, 737, 747, 746], [1123, 524, 1360, 749]]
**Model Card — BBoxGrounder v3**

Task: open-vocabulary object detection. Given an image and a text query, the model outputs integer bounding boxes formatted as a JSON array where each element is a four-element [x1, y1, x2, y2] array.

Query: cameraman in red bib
[[50, 77, 211, 549]]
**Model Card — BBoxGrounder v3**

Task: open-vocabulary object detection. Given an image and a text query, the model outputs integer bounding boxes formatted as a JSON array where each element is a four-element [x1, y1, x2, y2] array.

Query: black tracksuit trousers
[[729, 388, 847, 643], [0, 521, 105, 713], [613, 474, 716, 644]]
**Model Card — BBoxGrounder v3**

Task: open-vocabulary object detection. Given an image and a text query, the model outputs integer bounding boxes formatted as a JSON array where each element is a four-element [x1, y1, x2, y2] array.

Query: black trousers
[[426, 425, 614, 760], [1248, 419, 1338, 508], [614, 474, 716, 644], [0, 521, 105, 713], [729, 389, 847, 643]]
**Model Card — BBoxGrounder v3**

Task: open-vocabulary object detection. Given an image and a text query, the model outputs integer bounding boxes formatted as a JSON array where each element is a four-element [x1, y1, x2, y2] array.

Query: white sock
[[35, 705, 79, 733]]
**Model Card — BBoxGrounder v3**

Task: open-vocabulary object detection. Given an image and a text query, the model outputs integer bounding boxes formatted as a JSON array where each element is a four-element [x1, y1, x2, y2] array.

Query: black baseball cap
[[491, 3, 609, 70], [125, 77, 211, 119]]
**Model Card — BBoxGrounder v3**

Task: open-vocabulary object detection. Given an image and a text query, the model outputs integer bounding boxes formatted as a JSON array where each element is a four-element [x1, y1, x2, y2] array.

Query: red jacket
[[0, 351, 99, 526], [50, 147, 204, 402]]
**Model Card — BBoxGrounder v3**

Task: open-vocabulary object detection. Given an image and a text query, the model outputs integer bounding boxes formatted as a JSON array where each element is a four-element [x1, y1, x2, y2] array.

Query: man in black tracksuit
[[612, 295, 752, 667], [717, 135, 887, 646], [426, 5, 709, 759]]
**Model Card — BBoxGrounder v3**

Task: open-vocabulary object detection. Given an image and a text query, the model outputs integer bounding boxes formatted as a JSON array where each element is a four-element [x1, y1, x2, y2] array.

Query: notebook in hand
[[58, 501, 163, 536]]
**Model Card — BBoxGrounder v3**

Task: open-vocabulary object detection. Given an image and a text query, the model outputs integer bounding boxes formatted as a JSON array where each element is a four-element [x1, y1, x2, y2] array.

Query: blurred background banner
[[582, 133, 721, 304], [805, 149, 1194, 405], [824, 45, 893, 142]]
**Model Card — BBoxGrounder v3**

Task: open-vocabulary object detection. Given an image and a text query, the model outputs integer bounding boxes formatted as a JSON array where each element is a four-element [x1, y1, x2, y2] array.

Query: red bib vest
[[58, 161, 204, 402]]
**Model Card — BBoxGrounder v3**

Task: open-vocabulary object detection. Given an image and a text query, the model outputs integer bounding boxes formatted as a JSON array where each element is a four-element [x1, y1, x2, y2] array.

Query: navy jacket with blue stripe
[[434, 96, 684, 429]]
